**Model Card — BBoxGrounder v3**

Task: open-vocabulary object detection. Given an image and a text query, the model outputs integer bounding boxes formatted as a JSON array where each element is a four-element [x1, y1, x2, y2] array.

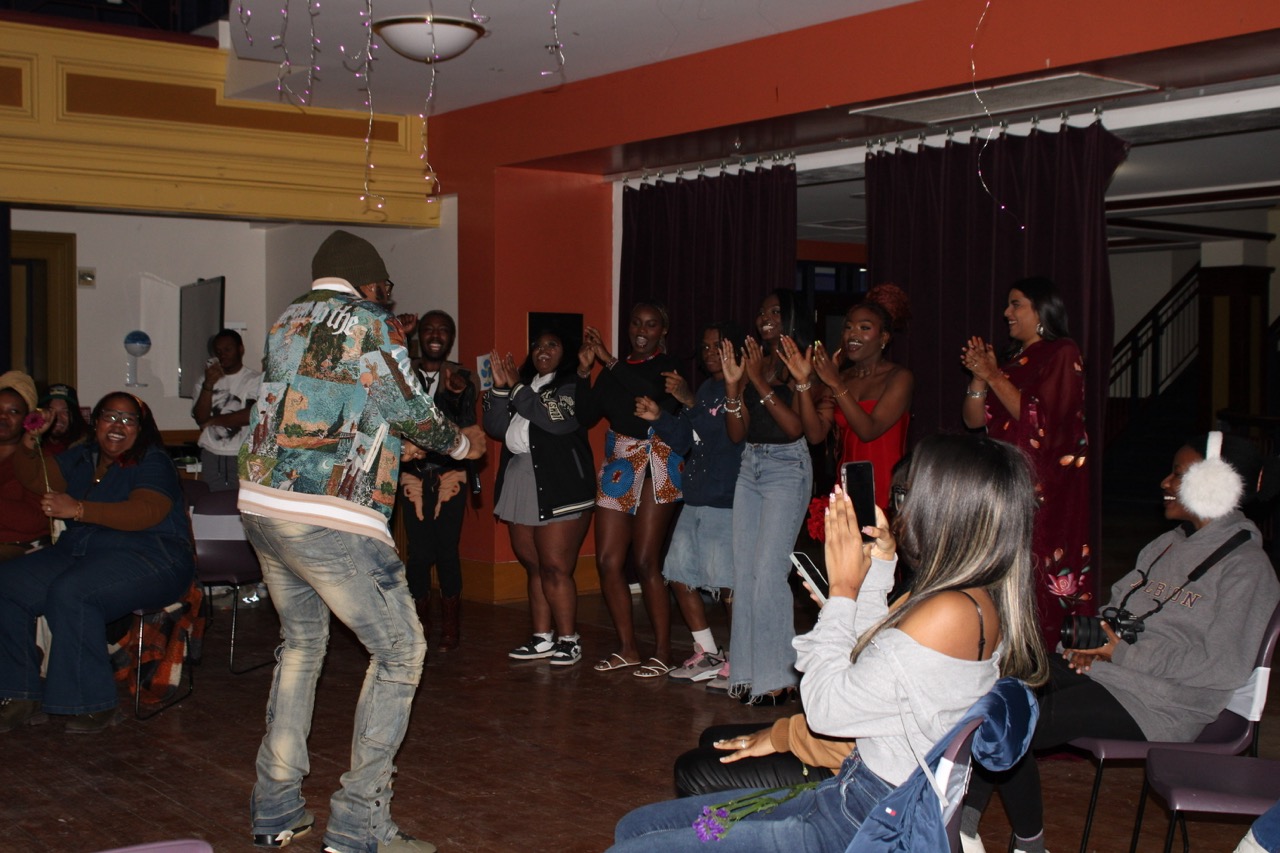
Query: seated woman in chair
[[607, 433, 1049, 852], [961, 433, 1280, 853], [0, 391, 195, 734]]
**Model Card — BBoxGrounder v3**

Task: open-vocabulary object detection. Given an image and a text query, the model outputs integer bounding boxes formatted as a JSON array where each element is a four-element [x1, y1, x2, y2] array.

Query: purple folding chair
[[1142, 750, 1280, 853], [1070, 599, 1280, 853], [191, 489, 271, 673]]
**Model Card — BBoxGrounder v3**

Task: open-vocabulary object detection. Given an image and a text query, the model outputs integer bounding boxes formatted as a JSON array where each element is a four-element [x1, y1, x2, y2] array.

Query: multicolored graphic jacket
[[238, 280, 463, 546]]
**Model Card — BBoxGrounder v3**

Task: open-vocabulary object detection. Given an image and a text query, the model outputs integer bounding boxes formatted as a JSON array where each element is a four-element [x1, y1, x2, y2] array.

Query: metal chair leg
[[1079, 759, 1106, 853], [228, 584, 273, 675], [132, 610, 195, 721], [1128, 776, 1150, 853], [1162, 809, 1178, 853]]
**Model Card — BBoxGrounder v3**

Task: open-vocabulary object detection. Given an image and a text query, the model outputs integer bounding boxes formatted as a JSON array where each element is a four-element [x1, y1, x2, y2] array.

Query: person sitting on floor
[[0, 391, 195, 734]]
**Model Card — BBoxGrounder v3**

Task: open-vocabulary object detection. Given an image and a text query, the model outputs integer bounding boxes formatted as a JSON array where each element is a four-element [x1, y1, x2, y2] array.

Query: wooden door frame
[[10, 230, 77, 387]]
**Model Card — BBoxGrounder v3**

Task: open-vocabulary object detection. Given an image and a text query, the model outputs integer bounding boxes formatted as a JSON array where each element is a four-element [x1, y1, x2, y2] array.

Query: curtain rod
[[619, 151, 796, 187]]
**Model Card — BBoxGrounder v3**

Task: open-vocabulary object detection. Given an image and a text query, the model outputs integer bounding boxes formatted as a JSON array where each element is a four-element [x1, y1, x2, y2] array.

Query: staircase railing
[[1106, 263, 1201, 444]]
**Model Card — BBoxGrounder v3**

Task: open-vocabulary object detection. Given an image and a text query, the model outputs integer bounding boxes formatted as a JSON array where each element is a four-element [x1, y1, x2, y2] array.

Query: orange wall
[[439, 0, 1280, 572], [456, 167, 613, 565]]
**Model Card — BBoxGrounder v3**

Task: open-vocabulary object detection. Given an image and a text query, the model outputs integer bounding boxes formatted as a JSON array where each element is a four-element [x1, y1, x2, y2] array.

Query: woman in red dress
[[785, 283, 913, 513], [961, 277, 1092, 651]]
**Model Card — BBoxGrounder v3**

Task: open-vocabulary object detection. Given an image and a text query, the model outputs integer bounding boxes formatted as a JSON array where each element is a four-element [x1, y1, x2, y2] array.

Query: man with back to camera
[[238, 229, 485, 853], [191, 328, 261, 492]]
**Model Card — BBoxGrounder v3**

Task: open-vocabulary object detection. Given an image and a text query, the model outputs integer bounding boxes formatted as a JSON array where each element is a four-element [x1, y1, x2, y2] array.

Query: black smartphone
[[840, 460, 877, 543], [789, 552, 830, 605]]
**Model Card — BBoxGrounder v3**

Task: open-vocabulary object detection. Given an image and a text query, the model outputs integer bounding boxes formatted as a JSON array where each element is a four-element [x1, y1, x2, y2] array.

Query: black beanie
[[311, 230, 389, 286]]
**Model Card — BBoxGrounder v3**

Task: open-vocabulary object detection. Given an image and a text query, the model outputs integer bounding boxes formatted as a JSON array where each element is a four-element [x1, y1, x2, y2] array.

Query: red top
[[834, 399, 909, 511]]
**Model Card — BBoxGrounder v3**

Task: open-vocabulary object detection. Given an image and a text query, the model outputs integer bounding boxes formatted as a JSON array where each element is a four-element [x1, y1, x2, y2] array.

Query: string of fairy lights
[[236, 0, 566, 212], [235, 1, 1022, 216]]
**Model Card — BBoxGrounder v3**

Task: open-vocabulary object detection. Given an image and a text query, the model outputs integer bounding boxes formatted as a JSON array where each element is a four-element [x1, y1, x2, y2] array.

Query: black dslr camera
[[1059, 606, 1146, 649]]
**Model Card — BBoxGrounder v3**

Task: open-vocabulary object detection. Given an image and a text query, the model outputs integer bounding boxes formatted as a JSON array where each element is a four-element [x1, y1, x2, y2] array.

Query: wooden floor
[[1, 503, 1274, 853]]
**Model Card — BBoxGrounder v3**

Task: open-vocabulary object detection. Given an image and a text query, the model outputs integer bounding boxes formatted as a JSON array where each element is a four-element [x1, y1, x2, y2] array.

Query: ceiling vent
[[849, 73, 1155, 124]]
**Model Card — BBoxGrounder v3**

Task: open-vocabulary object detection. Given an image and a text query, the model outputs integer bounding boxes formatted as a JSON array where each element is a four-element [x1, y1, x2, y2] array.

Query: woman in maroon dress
[[961, 277, 1091, 651]]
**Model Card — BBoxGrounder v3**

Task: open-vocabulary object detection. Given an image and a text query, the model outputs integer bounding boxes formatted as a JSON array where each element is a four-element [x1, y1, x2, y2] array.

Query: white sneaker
[[959, 832, 988, 853]]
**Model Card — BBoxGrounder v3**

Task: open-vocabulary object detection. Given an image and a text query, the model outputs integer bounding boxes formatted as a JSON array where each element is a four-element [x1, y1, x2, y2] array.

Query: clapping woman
[[577, 302, 684, 676], [485, 331, 595, 667], [0, 392, 194, 734], [961, 277, 1090, 650], [785, 284, 913, 512], [722, 289, 812, 705]]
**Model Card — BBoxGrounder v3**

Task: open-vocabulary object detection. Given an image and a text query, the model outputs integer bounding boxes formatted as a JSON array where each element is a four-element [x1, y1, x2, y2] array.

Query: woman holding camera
[[960, 433, 1280, 853]]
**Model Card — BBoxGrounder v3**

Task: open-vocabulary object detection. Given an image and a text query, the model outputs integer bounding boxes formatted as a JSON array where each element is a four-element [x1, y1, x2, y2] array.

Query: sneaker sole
[[668, 668, 722, 683], [548, 656, 581, 667], [254, 825, 312, 848], [508, 650, 555, 660], [704, 682, 730, 694]]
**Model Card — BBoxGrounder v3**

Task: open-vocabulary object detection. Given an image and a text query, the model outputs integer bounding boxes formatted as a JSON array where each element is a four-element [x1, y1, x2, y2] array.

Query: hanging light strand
[[968, 0, 1024, 232], [541, 0, 565, 78], [351, 0, 385, 211], [236, 0, 254, 46], [270, 0, 294, 100], [469, 1, 489, 24]]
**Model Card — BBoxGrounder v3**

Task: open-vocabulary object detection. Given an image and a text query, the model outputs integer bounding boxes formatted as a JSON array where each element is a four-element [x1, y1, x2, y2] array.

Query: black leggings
[[673, 723, 836, 798], [966, 656, 1145, 838]]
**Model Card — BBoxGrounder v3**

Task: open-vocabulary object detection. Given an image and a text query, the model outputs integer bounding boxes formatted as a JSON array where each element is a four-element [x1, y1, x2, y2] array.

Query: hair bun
[[864, 283, 911, 331]]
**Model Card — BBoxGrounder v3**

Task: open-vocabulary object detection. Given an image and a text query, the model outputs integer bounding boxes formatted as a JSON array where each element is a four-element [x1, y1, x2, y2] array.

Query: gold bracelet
[[832, 387, 850, 400]]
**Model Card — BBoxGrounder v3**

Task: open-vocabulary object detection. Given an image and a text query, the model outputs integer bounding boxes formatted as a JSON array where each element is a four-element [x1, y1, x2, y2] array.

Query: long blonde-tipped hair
[[851, 433, 1049, 687]]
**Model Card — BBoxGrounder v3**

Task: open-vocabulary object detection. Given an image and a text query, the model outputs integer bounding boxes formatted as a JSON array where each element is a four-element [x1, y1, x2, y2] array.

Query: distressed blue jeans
[[608, 751, 893, 852], [243, 515, 427, 853], [730, 439, 812, 697]]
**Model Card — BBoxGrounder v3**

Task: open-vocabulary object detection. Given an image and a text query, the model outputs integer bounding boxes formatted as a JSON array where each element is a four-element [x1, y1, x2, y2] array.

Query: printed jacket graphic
[[238, 280, 462, 546]]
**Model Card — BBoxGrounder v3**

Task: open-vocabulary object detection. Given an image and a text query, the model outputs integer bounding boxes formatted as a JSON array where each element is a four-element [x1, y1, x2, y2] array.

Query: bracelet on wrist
[[794, 381, 813, 393], [576, 369, 591, 379], [831, 387, 850, 400], [605, 358, 619, 370], [965, 389, 988, 399], [760, 391, 777, 406], [722, 397, 743, 414], [74, 501, 84, 522]]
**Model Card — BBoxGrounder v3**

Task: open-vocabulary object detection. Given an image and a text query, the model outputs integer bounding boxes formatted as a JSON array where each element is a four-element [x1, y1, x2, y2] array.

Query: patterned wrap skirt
[[596, 429, 684, 515]]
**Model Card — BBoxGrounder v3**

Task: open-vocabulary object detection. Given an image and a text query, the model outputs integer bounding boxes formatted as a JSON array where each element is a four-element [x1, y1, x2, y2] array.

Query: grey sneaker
[[508, 635, 556, 660], [254, 810, 315, 848], [0, 698, 48, 733], [325, 831, 437, 853], [668, 644, 725, 683], [548, 637, 582, 667], [704, 657, 732, 694]]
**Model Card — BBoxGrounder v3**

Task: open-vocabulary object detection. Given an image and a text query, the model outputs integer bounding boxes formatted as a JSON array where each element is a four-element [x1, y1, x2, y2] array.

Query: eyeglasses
[[101, 410, 141, 427], [382, 280, 395, 294]]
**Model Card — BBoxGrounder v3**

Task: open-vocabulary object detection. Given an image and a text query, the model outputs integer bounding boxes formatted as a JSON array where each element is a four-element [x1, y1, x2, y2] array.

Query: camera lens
[[1061, 615, 1106, 650]]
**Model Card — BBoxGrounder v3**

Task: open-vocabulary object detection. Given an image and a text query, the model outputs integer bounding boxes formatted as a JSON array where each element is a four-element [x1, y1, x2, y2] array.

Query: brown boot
[[438, 595, 460, 651], [415, 591, 433, 640]]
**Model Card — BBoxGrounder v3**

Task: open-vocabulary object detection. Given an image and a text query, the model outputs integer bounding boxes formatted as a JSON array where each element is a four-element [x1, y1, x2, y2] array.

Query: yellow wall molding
[[0, 20, 438, 227]]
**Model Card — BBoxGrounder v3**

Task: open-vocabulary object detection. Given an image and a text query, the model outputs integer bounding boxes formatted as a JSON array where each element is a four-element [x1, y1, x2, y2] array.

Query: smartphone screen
[[840, 460, 877, 542], [789, 552, 829, 605]]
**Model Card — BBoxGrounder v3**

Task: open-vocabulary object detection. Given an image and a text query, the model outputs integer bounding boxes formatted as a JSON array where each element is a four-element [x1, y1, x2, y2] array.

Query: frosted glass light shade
[[373, 15, 485, 63]]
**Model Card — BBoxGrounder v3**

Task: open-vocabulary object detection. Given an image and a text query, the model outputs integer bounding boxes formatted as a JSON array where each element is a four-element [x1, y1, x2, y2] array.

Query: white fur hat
[[1179, 431, 1244, 520]]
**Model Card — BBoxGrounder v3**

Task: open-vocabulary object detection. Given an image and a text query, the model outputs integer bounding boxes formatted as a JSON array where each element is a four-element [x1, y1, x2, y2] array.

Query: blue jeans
[[243, 515, 427, 853], [730, 440, 812, 697], [0, 527, 193, 715], [608, 751, 893, 852]]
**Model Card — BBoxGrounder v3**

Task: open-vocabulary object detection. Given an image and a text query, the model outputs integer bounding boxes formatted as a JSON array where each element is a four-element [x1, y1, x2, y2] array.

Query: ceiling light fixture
[[372, 15, 485, 63]]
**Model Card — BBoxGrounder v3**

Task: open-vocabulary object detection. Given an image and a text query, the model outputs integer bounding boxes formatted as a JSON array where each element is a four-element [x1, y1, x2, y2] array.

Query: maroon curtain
[[620, 165, 796, 376], [867, 120, 1129, 586]]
